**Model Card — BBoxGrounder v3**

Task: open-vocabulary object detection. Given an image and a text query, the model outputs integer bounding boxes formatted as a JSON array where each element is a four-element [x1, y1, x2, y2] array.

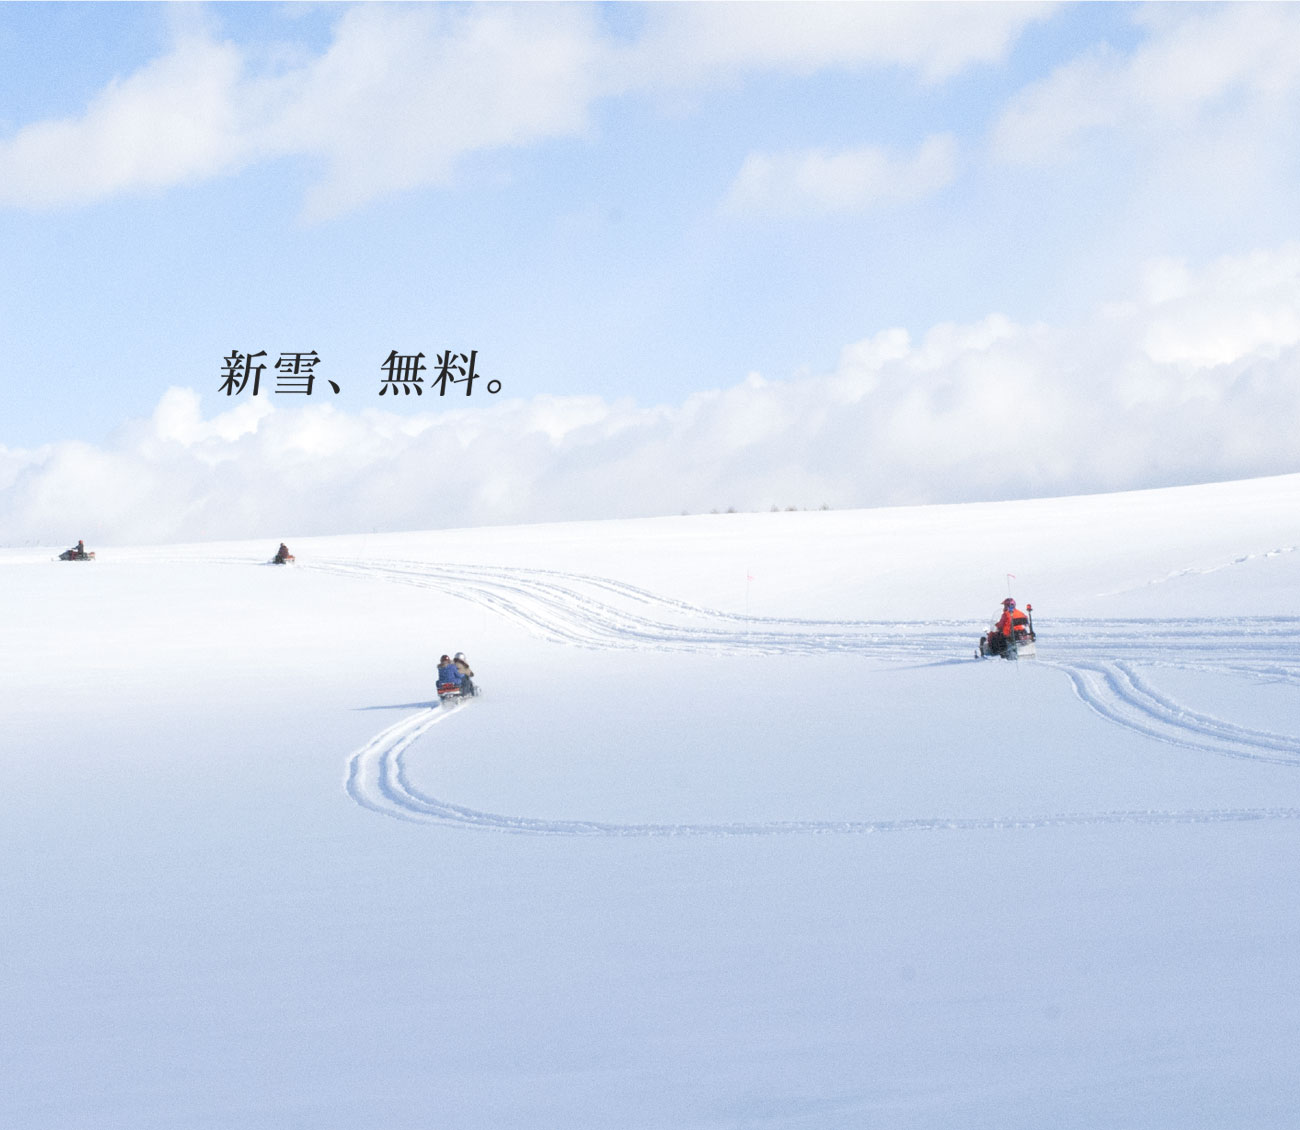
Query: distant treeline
[[682, 504, 834, 515]]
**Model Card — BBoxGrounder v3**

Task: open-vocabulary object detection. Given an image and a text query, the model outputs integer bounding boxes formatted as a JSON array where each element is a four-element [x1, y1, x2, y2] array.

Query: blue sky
[[3, 2, 1300, 543]]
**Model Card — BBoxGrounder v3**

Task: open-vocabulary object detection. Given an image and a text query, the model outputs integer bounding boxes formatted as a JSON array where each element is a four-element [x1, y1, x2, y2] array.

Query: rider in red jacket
[[988, 598, 1032, 655]]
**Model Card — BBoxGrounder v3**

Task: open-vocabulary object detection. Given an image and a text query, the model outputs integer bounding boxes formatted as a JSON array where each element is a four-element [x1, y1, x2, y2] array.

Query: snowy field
[[4, 473, 1300, 1129]]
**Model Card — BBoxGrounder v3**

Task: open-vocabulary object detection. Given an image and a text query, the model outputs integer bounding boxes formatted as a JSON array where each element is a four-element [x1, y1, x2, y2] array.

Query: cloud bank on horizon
[[3, 2, 1300, 544], [4, 243, 1299, 545]]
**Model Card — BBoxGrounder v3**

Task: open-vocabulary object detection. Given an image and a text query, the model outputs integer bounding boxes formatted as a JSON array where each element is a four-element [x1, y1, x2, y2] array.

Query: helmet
[[454, 652, 466, 661], [440, 654, 450, 663], [1002, 598, 1015, 609]]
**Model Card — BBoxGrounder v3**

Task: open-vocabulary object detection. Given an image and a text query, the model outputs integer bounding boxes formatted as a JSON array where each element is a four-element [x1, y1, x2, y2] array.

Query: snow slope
[[3, 473, 1300, 1128]]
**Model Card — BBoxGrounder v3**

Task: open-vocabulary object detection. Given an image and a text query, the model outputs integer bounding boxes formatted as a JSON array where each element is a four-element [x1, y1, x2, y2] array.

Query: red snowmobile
[[437, 680, 469, 705], [59, 541, 94, 561]]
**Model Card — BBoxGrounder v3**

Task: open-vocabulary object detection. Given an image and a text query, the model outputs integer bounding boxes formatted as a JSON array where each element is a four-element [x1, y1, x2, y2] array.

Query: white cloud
[[0, 37, 251, 206], [993, 4, 1300, 164], [0, 3, 1049, 217], [150, 386, 272, 451], [723, 134, 957, 216], [265, 4, 609, 220], [4, 244, 1300, 545], [1132, 248, 1300, 368], [628, 2, 1053, 86]]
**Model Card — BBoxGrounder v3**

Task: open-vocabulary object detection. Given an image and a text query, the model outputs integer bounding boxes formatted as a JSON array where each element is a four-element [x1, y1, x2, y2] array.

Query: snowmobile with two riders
[[437, 652, 479, 705]]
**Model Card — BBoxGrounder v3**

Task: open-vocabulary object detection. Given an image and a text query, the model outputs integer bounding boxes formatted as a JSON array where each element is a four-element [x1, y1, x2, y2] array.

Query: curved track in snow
[[314, 556, 1300, 830], [345, 702, 1300, 833]]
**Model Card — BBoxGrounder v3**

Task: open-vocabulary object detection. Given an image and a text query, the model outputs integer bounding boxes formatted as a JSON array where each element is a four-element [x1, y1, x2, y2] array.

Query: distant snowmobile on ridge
[[58, 539, 94, 561], [271, 542, 295, 564], [978, 597, 1036, 660]]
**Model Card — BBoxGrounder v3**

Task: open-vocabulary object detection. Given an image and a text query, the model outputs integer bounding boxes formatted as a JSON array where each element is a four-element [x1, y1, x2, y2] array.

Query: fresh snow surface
[[4, 473, 1300, 1129]]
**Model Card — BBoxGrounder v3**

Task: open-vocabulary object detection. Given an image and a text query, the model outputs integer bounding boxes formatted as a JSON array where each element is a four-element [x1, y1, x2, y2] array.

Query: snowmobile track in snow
[[346, 703, 1300, 834], [322, 556, 1300, 832]]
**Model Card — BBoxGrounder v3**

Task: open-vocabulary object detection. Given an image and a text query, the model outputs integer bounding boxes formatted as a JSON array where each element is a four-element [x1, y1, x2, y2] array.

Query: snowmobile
[[437, 656, 481, 706], [437, 679, 482, 706], [58, 543, 94, 561], [437, 652, 480, 706], [271, 544, 295, 564], [437, 680, 468, 706], [978, 602, 1036, 660]]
